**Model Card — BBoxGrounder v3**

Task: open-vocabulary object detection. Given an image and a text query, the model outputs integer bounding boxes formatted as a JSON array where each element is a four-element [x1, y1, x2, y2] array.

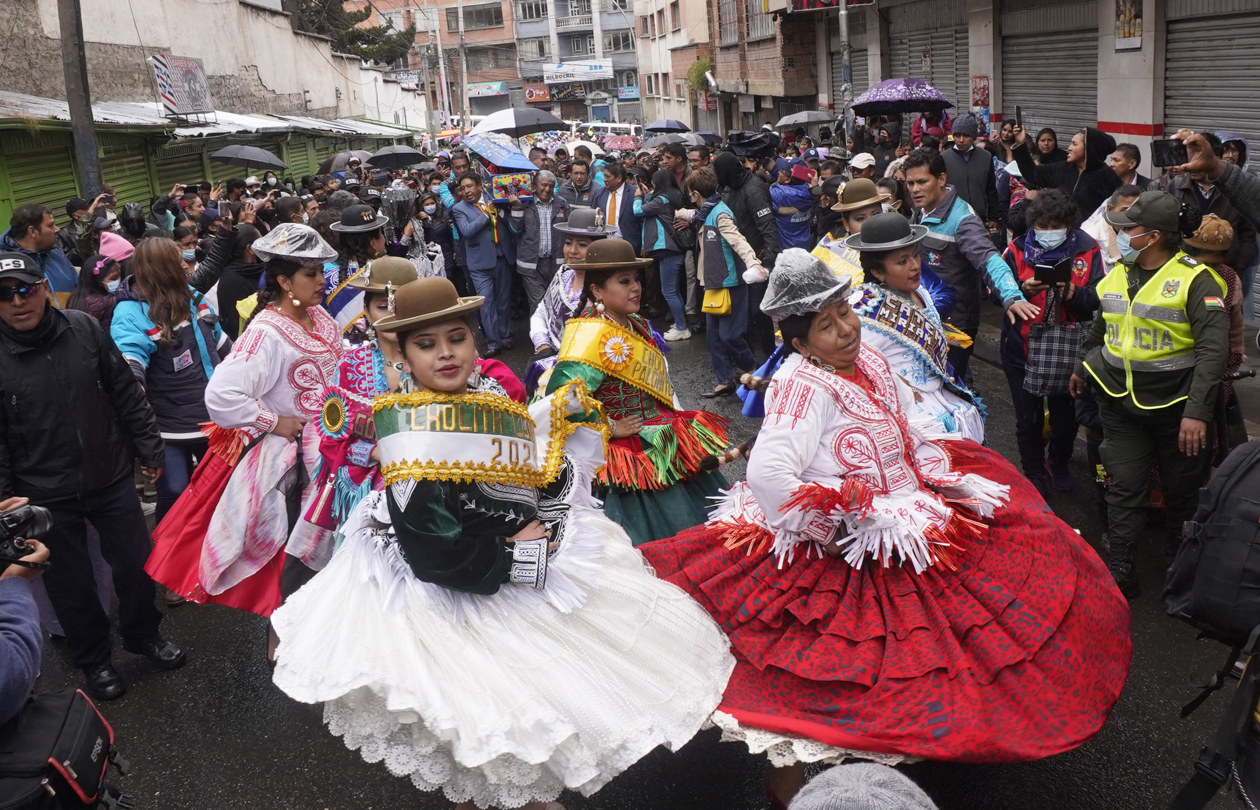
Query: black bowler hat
[[329, 203, 389, 233], [845, 212, 929, 251]]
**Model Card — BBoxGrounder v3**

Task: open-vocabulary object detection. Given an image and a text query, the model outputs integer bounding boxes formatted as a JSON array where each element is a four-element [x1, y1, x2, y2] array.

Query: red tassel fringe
[[784, 480, 874, 518], [201, 422, 246, 466], [716, 517, 775, 556]]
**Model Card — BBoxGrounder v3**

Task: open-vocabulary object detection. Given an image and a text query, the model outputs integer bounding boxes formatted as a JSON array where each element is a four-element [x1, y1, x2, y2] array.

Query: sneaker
[[662, 327, 692, 342], [1047, 461, 1075, 491]]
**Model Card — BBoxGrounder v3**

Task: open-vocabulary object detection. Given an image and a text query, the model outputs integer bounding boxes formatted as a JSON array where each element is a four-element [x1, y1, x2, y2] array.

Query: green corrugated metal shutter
[[2, 146, 81, 228], [99, 139, 154, 210], [153, 146, 210, 191]]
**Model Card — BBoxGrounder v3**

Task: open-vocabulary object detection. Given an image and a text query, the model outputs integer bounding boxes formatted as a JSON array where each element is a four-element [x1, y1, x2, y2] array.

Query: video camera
[[0, 505, 51, 574]]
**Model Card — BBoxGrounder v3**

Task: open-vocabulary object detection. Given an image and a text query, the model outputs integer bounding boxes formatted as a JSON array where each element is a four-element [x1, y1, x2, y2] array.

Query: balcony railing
[[556, 14, 593, 29]]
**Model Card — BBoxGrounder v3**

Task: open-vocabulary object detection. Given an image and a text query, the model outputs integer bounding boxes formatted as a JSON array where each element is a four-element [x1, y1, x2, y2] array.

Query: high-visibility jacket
[[1085, 252, 1226, 409]]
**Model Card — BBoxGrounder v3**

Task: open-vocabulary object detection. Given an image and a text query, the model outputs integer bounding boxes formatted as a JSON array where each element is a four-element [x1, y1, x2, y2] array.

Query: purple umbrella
[[850, 78, 954, 116]]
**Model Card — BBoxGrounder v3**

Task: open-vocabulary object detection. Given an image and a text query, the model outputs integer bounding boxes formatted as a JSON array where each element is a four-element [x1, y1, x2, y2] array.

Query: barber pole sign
[[152, 53, 215, 118]]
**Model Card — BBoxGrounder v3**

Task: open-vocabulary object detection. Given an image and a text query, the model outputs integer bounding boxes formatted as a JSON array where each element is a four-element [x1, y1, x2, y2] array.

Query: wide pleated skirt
[[271, 494, 735, 808], [641, 439, 1132, 765]]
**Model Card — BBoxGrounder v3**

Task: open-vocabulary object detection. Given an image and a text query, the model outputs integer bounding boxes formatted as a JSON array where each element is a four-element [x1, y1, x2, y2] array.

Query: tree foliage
[[288, 0, 416, 66]]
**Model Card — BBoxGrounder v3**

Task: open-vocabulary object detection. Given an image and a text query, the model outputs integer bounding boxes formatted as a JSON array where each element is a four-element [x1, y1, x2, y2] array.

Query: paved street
[[30, 308, 1259, 810]]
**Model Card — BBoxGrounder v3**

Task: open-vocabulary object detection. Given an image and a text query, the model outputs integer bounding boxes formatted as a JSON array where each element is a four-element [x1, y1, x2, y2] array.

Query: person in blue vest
[[1069, 191, 1229, 598], [687, 166, 767, 398], [0, 205, 77, 306]]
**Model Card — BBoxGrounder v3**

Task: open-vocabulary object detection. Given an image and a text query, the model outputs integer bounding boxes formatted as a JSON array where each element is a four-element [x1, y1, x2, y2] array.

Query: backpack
[[0, 690, 132, 809], [1164, 440, 1260, 647]]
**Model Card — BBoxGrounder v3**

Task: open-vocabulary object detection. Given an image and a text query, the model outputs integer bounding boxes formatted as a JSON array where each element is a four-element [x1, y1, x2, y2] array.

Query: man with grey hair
[[508, 170, 572, 309]]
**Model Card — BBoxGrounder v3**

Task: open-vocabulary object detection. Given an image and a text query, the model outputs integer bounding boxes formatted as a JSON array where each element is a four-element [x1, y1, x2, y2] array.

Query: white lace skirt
[[271, 495, 735, 809]]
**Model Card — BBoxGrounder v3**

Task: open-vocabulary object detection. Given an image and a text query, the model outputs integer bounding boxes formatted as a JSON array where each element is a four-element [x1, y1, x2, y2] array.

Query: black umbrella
[[369, 145, 426, 170], [696, 130, 722, 145], [316, 150, 374, 175], [645, 119, 690, 133], [468, 107, 567, 138], [644, 132, 686, 148], [210, 145, 287, 172]]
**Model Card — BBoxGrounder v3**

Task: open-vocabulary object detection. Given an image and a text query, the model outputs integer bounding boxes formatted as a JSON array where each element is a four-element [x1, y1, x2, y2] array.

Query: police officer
[[1069, 191, 1228, 598]]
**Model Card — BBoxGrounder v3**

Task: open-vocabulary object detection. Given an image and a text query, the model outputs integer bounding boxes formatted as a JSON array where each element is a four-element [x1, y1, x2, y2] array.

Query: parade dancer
[[325, 203, 390, 337], [544, 239, 730, 545], [524, 207, 615, 396], [270, 276, 734, 810], [846, 214, 986, 441], [146, 224, 342, 624], [642, 254, 1131, 806]]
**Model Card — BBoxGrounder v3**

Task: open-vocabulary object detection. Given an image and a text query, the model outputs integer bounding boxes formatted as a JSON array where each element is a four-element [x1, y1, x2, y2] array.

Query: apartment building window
[[447, 3, 504, 31], [604, 0, 630, 11], [516, 1, 548, 21], [639, 15, 650, 36], [569, 34, 595, 55], [656, 10, 665, 37], [467, 47, 513, 70], [604, 31, 634, 52], [669, 1, 680, 30], [568, 0, 592, 14], [718, 0, 740, 45], [675, 79, 687, 100], [747, 0, 774, 40], [519, 37, 550, 61]]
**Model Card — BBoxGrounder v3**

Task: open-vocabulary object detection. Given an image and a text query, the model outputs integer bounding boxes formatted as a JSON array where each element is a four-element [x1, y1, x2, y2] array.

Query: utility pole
[[458, 0, 470, 134], [837, 2, 854, 146], [57, 0, 101, 196], [419, 41, 435, 136], [430, 2, 452, 128]]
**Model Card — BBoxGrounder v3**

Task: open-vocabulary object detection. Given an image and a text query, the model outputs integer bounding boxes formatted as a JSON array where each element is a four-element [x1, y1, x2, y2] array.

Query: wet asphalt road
[[29, 306, 1260, 810]]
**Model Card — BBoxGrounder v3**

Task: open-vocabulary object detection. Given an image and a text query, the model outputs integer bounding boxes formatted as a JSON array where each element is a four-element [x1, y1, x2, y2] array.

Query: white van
[[571, 121, 644, 139]]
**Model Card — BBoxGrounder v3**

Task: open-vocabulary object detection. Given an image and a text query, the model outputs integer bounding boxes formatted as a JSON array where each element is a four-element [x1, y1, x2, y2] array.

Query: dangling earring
[[595, 301, 606, 314]]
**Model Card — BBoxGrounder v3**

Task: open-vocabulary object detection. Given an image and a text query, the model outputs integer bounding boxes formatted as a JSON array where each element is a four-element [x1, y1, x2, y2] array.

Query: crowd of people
[[0, 113, 1256, 809]]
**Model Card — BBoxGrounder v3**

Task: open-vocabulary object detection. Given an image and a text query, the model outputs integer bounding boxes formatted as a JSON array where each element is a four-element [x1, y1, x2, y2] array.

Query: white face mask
[[1116, 229, 1151, 263], [267, 177, 277, 187], [106, 279, 120, 293], [1034, 228, 1068, 250], [423, 205, 437, 215], [301, 212, 309, 224]]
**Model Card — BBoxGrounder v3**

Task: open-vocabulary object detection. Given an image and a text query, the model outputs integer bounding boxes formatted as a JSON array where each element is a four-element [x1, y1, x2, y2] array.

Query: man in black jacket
[[714, 151, 781, 357], [0, 252, 184, 701]]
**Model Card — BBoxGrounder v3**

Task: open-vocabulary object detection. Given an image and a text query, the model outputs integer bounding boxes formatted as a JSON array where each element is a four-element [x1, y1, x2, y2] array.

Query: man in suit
[[557, 160, 609, 211], [508, 170, 571, 310], [449, 174, 515, 356], [601, 164, 641, 254]]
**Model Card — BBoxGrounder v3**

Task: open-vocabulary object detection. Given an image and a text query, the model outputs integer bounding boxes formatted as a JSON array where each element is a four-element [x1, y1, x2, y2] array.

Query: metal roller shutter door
[[2, 146, 81, 227], [1001, 31, 1098, 137], [152, 148, 209, 191], [99, 142, 155, 210], [887, 29, 969, 115], [1165, 13, 1260, 170], [831, 48, 869, 101]]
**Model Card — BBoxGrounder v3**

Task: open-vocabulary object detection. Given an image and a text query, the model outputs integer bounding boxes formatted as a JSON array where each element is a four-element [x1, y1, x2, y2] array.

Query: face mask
[[1035, 228, 1068, 250], [267, 178, 278, 187], [430, 185, 442, 193], [181, 248, 197, 261], [106, 279, 120, 293], [1116, 230, 1150, 263], [302, 212, 309, 224], [423, 204, 437, 215]]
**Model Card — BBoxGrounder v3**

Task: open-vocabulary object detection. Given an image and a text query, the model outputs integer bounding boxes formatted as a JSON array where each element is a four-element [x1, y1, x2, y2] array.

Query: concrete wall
[[1095, 0, 1163, 158], [363, 71, 431, 130], [1, 0, 372, 117]]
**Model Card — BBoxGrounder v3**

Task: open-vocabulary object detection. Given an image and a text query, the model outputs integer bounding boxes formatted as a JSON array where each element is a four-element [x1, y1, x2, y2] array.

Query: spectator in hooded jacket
[[768, 159, 816, 251], [1149, 131, 1257, 292], [0, 205, 77, 305], [1013, 125, 1122, 224]]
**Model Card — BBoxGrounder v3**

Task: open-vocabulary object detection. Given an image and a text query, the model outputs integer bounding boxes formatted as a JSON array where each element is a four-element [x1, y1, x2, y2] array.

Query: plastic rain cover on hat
[[251, 223, 337, 263], [760, 248, 853, 323]]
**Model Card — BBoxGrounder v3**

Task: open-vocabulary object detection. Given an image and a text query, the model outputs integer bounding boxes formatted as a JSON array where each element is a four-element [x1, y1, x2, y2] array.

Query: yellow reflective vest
[[1084, 252, 1226, 409]]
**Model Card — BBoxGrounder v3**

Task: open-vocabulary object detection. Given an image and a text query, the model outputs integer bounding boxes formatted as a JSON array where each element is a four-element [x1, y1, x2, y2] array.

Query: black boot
[[1108, 537, 1141, 599]]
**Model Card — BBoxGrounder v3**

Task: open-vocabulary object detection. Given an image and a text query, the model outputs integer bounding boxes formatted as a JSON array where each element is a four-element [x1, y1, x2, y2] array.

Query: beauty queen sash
[[556, 318, 675, 408]]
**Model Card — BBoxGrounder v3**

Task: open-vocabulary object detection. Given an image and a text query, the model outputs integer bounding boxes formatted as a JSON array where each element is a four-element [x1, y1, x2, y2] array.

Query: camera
[[0, 505, 51, 573]]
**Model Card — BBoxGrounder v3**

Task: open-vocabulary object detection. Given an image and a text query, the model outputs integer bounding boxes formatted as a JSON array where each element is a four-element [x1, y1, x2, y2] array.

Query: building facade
[[364, 0, 521, 122], [807, 0, 1260, 167], [515, 0, 641, 124], [634, 0, 711, 131]]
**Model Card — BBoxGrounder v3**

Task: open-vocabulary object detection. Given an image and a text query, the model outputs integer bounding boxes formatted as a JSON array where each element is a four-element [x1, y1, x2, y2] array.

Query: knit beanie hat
[[97, 231, 135, 263], [952, 113, 979, 139], [787, 764, 939, 810]]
